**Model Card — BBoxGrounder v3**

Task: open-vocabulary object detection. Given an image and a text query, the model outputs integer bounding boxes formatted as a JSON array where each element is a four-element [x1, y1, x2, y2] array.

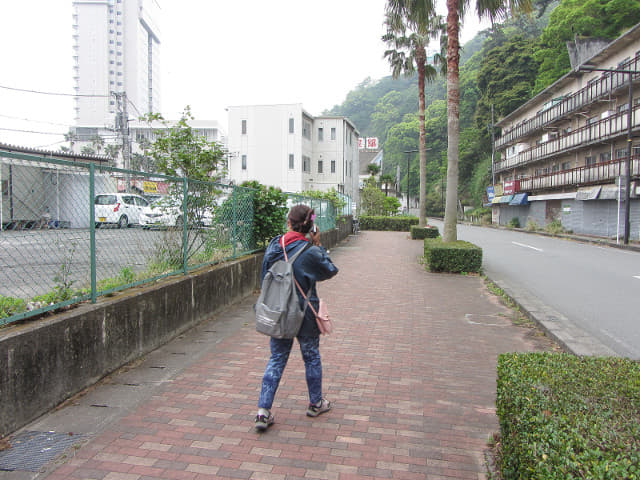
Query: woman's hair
[[288, 204, 315, 234]]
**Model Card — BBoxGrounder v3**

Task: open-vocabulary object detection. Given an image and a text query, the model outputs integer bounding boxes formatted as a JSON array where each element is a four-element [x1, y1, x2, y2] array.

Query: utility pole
[[113, 92, 131, 191], [490, 104, 496, 187]]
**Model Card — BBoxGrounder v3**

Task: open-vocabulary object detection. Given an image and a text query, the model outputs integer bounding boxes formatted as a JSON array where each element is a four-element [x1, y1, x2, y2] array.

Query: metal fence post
[[89, 163, 97, 303], [232, 184, 237, 259], [182, 177, 189, 275]]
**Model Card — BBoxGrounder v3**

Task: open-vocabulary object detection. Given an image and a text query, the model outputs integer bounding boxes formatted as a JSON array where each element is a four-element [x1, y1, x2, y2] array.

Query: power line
[[0, 127, 65, 136], [0, 84, 110, 98], [0, 113, 73, 128]]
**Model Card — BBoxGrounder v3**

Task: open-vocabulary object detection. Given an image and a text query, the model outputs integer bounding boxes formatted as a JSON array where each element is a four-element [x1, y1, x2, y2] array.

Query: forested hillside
[[325, 0, 640, 214]]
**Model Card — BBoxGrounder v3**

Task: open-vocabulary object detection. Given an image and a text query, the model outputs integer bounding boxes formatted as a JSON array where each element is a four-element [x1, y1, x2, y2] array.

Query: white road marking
[[512, 241, 544, 252]]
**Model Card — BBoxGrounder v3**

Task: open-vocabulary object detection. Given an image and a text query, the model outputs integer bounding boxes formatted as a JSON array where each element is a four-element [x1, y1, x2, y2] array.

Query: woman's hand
[[309, 226, 321, 246]]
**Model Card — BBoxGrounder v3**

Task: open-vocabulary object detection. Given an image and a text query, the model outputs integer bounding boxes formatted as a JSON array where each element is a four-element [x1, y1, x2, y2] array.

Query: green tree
[[141, 107, 226, 182], [534, 0, 640, 93], [367, 163, 381, 176], [104, 143, 121, 160], [360, 177, 387, 215], [240, 180, 288, 247], [90, 134, 105, 154], [440, 0, 531, 242], [383, 2, 445, 227], [379, 173, 396, 195]]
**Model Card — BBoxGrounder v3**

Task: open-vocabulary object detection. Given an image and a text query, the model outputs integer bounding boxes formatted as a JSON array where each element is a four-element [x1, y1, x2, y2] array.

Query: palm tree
[[379, 173, 395, 196], [383, 4, 444, 227], [442, 0, 531, 241], [387, 0, 530, 240]]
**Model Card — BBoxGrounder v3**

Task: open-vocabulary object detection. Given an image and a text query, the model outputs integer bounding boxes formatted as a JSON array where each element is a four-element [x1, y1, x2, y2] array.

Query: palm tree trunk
[[417, 46, 427, 227], [444, 0, 460, 242]]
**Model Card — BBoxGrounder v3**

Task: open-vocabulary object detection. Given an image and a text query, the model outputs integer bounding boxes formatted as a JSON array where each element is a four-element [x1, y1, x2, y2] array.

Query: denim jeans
[[258, 336, 322, 409]]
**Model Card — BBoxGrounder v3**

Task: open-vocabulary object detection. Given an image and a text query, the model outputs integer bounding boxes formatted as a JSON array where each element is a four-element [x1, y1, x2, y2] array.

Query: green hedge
[[423, 238, 482, 273], [359, 215, 419, 231], [410, 225, 439, 239], [497, 353, 640, 479]]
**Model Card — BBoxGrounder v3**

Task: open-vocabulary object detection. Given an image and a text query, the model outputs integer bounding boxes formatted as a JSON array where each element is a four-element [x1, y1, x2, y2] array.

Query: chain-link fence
[[1, 151, 343, 326]]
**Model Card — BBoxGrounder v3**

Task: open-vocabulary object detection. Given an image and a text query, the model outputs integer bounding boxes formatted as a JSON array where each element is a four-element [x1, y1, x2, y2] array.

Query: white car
[[139, 197, 214, 229], [94, 193, 150, 228]]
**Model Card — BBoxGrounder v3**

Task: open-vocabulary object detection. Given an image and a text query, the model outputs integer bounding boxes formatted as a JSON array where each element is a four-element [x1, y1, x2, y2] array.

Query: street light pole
[[404, 149, 418, 214], [578, 64, 640, 244]]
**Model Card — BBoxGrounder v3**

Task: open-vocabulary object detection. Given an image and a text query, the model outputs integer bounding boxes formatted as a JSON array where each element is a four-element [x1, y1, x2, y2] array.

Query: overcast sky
[[0, 0, 489, 149]]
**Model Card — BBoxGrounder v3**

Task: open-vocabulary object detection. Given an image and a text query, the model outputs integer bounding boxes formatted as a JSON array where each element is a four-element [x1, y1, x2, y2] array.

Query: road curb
[[486, 276, 618, 357]]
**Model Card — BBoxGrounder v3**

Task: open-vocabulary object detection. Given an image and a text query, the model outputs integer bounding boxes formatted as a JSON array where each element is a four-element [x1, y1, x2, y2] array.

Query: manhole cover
[[0, 430, 84, 472]]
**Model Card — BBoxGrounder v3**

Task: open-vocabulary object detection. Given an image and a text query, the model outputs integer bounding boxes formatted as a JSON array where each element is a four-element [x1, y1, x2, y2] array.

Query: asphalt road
[[431, 220, 640, 359]]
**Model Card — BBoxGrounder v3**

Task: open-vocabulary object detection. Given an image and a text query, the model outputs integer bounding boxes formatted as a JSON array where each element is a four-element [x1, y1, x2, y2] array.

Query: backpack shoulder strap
[[281, 236, 311, 263]]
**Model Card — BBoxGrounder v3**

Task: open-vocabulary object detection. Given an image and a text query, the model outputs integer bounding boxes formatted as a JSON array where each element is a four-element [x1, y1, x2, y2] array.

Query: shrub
[[497, 353, 640, 479], [423, 238, 482, 273], [508, 217, 521, 228], [545, 219, 565, 235], [0, 295, 27, 320], [526, 219, 540, 231], [410, 225, 439, 239], [360, 215, 418, 231]]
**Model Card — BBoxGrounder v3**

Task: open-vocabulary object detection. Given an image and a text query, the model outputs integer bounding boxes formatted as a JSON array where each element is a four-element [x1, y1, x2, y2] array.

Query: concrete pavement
[[1, 231, 555, 480]]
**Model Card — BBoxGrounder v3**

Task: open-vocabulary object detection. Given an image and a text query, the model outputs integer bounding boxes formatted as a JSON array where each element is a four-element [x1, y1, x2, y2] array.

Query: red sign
[[503, 180, 520, 194], [358, 137, 379, 150]]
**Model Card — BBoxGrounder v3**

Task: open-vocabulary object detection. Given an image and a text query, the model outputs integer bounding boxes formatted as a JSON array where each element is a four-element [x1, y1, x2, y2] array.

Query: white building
[[72, 0, 161, 127], [226, 104, 360, 202]]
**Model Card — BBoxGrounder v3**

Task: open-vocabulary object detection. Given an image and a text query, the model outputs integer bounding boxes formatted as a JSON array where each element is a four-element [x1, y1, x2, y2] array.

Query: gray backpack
[[255, 238, 311, 339]]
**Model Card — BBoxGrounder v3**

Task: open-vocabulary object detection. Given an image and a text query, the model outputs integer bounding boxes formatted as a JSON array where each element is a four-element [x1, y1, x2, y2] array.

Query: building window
[[617, 103, 629, 113], [318, 127, 324, 141], [552, 164, 560, 172], [241, 120, 247, 134], [585, 156, 597, 166], [302, 121, 311, 140], [561, 162, 571, 171], [303, 155, 310, 172], [318, 160, 323, 173], [600, 152, 611, 163], [289, 118, 294, 133], [241, 154, 247, 170], [616, 147, 628, 159], [331, 128, 336, 140], [331, 160, 336, 173], [289, 154, 294, 169]]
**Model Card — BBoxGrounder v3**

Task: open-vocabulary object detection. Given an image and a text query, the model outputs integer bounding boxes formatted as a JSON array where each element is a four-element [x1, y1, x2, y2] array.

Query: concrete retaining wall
[[0, 218, 352, 438]]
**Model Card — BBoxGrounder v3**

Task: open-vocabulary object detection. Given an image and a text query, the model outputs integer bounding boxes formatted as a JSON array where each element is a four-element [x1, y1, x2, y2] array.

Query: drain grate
[[0, 430, 84, 472]]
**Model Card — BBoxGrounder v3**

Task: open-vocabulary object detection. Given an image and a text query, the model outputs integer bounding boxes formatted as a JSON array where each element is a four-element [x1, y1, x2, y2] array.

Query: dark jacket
[[261, 235, 338, 337]]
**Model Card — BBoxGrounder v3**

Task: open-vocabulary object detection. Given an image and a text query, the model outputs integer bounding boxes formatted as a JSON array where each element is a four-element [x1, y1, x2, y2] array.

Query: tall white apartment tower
[[72, 0, 161, 127]]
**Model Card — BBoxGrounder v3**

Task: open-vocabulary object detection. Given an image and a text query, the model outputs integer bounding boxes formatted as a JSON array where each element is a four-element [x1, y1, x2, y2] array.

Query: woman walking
[[255, 204, 338, 431]]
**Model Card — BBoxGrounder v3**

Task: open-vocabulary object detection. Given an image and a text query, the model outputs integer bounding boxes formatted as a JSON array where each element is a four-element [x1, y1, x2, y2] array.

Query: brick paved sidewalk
[[42, 231, 549, 480]]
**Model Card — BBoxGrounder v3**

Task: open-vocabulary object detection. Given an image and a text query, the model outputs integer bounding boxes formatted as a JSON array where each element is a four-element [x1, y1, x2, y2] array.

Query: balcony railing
[[495, 54, 640, 149], [495, 106, 640, 172], [519, 156, 640, 192]]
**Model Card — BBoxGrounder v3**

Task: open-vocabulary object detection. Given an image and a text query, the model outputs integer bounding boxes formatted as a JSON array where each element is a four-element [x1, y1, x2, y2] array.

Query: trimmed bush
[[410, 225, 439, 239], [497, 353, 640, 479], [359, 215, 418, 231], [423, 238, 482, 273]]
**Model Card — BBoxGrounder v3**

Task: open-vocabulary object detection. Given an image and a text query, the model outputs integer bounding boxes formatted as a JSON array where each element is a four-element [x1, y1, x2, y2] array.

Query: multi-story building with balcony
[[226, 104, 360, 205], [492, 24, 640, 241]]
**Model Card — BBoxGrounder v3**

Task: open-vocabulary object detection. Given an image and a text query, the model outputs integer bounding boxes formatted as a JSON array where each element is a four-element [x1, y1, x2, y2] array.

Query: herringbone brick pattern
[[44, 231, 549, 479]]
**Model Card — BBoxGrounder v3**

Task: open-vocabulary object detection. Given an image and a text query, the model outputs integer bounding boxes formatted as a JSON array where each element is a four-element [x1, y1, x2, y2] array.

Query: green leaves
[[497, 353, 640, 479], [141, 107, 226, 182]]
